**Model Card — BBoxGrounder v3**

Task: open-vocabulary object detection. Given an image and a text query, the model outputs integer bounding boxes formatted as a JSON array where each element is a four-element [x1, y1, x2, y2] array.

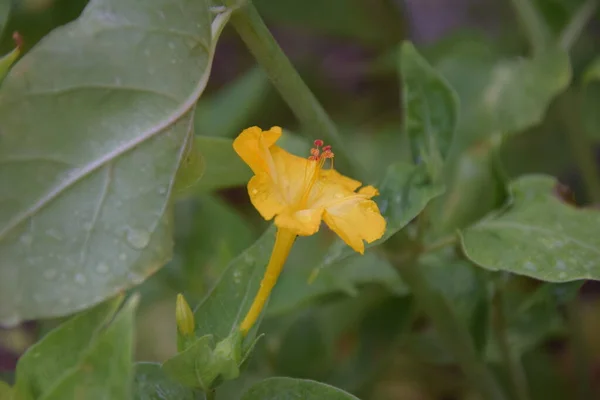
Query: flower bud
[[175, 293, 195, 337]]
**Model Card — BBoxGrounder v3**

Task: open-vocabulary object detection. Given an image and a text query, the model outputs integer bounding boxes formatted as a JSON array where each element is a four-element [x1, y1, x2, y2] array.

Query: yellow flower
[[233, 126, 386, 334], [234, 126, 386, 253]]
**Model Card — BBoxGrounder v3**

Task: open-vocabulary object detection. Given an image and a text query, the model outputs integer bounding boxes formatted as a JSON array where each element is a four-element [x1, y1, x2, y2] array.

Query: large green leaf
[[133, 363, 196, 400], [317, 162, 445, 271], [241, 377, 360, 400], [41, 295, 139, 400], [461, 175, 600, 281], [14, 296, 123, 399], [0, 0, 231, 324], [399, 42, 458, 181], [436, 46, 571, 152]]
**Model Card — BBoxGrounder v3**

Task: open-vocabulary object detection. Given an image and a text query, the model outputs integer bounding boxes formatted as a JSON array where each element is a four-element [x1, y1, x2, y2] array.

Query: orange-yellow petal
[[319, 169, 361, 191], [274, 208, 323, 236], [248, 172, 286, 220], [270, 146, 318, 206], [358, 185, 379, 198], [233, 126, 282, 175], [323, 197, 386, 254]]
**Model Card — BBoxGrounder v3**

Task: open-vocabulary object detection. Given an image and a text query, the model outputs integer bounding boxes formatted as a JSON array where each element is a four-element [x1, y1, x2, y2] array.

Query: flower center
[[297, 139, 335, 209]]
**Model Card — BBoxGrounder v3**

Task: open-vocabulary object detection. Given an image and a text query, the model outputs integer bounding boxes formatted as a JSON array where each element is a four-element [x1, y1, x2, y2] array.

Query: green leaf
[[193, 226, 276, 342], [133, 363, 196, 400], [162, 335, 222, 390], [195, 66, 270, 138], [461, 175, 600, 282], [582, 57, 600, 140], [241, 377, 360, 400], [0, 380, 12, 400], [399, 41, 459, 181], [317, 162, 445, 270], [0, 1, 231, 324], [583, 56, 600, 84], [435, 45, 571, 152], [14, 296, 124, 399], [268, 249, 408, 316], [41, 295, 139, 400], [173, 138, 205, 197]]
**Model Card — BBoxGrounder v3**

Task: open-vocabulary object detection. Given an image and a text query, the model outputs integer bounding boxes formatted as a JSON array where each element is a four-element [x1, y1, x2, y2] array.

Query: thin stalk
[[566, 298, 593, 400], [559, 0, 598, 51], [205, 389, 216, 400], [508, 0, 551, 55], [224, 1, 360, 179], [558, 93, 600, 203], [493, 288, 531, 400]]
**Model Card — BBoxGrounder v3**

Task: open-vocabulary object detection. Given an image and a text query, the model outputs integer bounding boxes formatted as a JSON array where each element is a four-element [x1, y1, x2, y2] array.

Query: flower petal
[[323, 197, 386, 254], [319, 169, 361, 191], [358, 185, 379, 198], [275, 208, 323, 236], [270, 146, 318, 205], [233, 126, 282, 175], [248, 172, 286, 220]]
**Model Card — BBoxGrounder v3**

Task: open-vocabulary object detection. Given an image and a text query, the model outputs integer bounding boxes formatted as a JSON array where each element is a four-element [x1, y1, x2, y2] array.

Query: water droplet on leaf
[[96, 262, 109, 274], [126, 228, 150, 249]]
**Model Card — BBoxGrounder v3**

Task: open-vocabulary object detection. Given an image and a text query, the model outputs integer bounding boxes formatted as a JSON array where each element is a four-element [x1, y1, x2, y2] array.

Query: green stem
[[386, 241, 507, 400], [559, 0, 598, 51], [566, 298, 593, 400], [225, 1, 360, 179], [493, 287, 531, 400], [205, 389, 216, 400], [558, 93, 600, 203], [508, 0, 551, 55]]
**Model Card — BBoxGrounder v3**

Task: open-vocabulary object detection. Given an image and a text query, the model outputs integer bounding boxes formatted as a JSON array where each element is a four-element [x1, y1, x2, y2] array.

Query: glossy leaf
[[461, 175, 600, 281], [241, 377, 360, 400], [14, 296, 124, 399], [133, 363, 196, 400], [41, 295, 139, 400], [0, 1, 231, 324], [399, 41, 458, 180], [318, 162, 445, 270]]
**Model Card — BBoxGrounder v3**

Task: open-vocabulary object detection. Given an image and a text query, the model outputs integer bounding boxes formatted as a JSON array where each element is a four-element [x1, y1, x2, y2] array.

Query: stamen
[[314, 139, 324, 147]]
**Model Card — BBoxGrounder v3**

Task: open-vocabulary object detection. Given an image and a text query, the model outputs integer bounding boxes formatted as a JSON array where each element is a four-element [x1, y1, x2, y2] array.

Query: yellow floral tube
[[233, 126, 386, 335], [239, 228, 296, 334]]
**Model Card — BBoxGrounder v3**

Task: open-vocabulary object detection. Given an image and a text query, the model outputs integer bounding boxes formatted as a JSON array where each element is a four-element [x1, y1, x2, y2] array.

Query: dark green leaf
[[0, 0, 9, 37], [14, 296, 123, 399], [241, 377, 360, 400], [461, 175, 600, 281], [582, 57, 600, 140], [41, 295, 139, 400], [0, 1, 230, 324], [583, 56, 600, 84], [133, 363, 196, 400], [195, 66, 270, 138], [399, 41, 458, 180], [318, 162, 445, 270]]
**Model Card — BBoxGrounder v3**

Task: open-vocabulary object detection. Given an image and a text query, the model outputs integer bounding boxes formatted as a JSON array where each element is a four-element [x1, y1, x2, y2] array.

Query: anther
[[322, 145, 331, 152], [313, 139, 324, 147]]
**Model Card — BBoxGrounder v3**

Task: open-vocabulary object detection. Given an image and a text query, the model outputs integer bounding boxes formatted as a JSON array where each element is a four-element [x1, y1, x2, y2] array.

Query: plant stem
[[205, 389, 216, 400], [386, 240, 507, 400], [558, 93, 600, 203], [566, 297, 593, 400], [492, 287, 531, 400], [224, 1, 360, 179], [508, 0, 551, 55], [559, 0, 598, 51]]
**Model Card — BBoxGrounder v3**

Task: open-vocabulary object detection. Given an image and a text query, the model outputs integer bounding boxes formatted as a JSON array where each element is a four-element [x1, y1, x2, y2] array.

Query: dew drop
[[158, 186, 167, 195], [168, 41, 175, 49], [45, 229, 63, 241], [555, 260, 567, 270], [523, 261, 537, 271], [128, 272, 145, 285], [43, 269, 57, 280], [118, 253, 127, 261], [334, 193, 344, 199], [74, 273, 86, 285], [126, 228, 151, 249], [558, 272, 567, 279], [20, 234, 33, 246], [251, 189, 258, 195], [96, 262, 109, 274]]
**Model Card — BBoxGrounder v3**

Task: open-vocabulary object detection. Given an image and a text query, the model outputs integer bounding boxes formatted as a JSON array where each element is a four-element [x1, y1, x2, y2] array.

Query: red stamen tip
[[322, 145, 331, 151], [313, 139, 324, 147]]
